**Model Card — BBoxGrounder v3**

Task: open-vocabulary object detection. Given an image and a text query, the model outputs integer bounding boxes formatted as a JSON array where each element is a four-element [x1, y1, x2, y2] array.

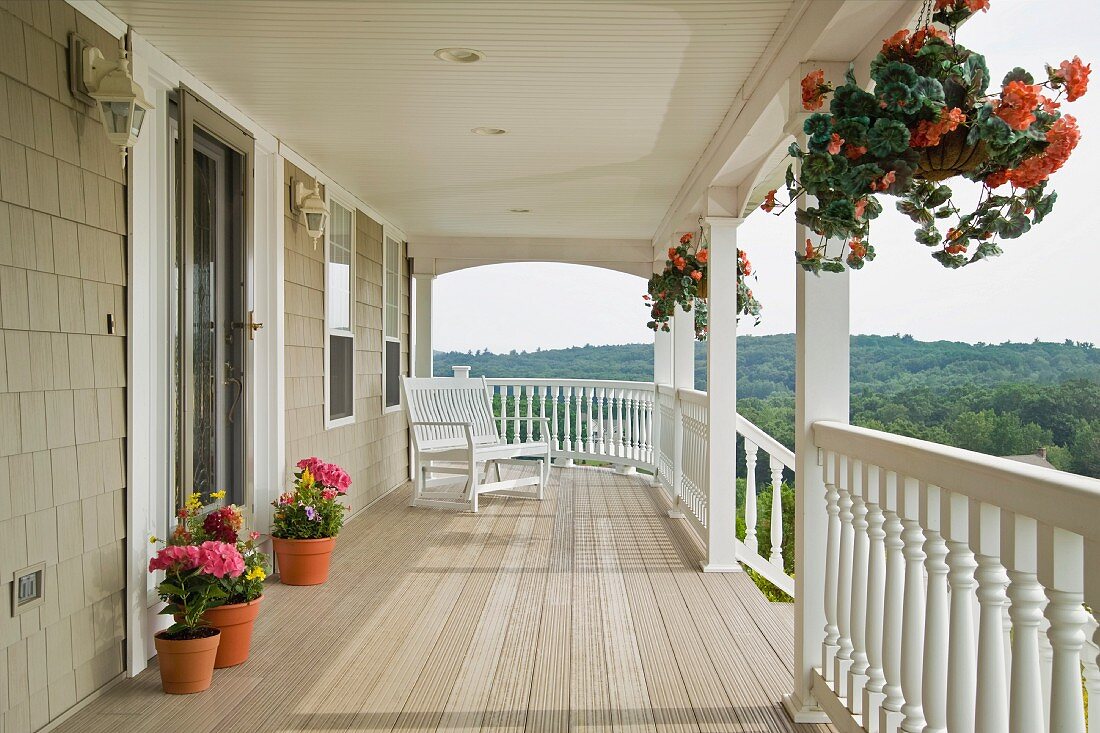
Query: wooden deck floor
[[56, 467, 833, 733]]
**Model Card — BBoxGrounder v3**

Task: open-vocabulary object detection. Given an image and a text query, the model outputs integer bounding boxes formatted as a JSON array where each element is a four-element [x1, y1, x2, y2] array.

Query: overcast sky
[[436, 0, 1100, 354]]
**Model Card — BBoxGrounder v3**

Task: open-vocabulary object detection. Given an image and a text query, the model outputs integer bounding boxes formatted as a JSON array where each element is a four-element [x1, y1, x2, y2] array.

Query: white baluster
[[972, 501, 1009, 733], [822, 452, 841, 679], [916, 500, 946, 733], [1041, 527, 1086, 733], [899, 504, 927, 733], [1083, 616, 1100, 733], [863, 466, 887, 733], [550, 385, 559, 451], [595, 387, 605, 455], [497, 386, 506, 438], [834, 456, 855, 697], [574, 386, 582, 455], [880, 479, 906, 733], [848, 465, 870, 715], [528, 383, 536, 440], [744, 439, 759, 554], [944, 492, 977, 733], [1040, 615, 1053, 732], [1003, 514, 1045, 733], [769, 457, 785, 568]]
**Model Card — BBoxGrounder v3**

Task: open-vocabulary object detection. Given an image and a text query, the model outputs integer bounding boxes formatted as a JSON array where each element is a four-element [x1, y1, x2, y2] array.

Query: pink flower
[[148, 544, 201, 573], [197, 541, 245, 578], [826, 133, 845, 156], [249, 531, 260, 541], [322, 488, 337, 501]]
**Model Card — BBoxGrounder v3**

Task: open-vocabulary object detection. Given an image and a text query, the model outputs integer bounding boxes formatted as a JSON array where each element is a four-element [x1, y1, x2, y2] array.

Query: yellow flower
[[210, 490, 226, 500], [246, 567, 266, 582], [185, 492, 202, 511], [300, 468, 315, 488], [149, 535, 158, 544]]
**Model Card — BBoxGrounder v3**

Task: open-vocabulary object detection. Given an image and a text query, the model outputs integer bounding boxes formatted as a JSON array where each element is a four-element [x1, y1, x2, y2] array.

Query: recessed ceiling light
[[471, 126, 507, 136], [434, 48, 484, 64], [508, 208, 531, 213]]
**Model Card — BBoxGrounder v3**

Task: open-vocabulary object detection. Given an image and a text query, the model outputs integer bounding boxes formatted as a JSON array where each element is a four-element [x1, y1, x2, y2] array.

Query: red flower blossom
[[849, 239, 867, 259], [696, 248, 709, 264], [801, 69, 826, 111], [844, 144, 868, 160], [804, 239, 817, 259], [854, 198, 868, 219], [826, 133, 845, 155], [984, 169, 1010, 188], [1005, 114, 1081, 189], [1055, 56, 1091, 102], [911, 106, 966, 147], [690, 270, 703, 282], [995, 81, 1041, 131], [945, 242, 968, 255], [761, 189, 778, 213], [667, 247, 677, 259], [870, 170, 897, 192], [934, 0, 988, 11], [680, 232, 693, 245], [882, 29, 910, 54]]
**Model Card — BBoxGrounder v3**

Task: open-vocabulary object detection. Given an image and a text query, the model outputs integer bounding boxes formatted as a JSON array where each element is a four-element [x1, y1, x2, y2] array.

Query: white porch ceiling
[[100, 0, 798, 240]]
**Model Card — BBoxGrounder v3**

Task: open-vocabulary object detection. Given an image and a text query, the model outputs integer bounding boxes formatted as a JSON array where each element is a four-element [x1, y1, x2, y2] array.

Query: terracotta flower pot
[[272, 536, 337, 585], [154, 629, 220, 694], [202, 596, 263, 668], [916, 128, 988, 182]]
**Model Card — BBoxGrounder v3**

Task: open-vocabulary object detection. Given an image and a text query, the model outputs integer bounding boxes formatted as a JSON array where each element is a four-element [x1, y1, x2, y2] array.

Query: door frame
[[178, 87, 257, 519]]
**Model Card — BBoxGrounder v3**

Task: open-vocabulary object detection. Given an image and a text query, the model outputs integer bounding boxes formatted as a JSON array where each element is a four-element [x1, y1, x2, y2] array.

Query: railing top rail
[[739, 416, 794, 469], [656, 383, 676, 396], [814, 420, 1100, 541], [677, 388, 709, 406], [483, 377, 656, 391]]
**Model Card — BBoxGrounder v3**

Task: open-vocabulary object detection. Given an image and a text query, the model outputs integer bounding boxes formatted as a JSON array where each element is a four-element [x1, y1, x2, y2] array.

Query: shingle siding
[[0, 4, 127, 731], [283, 160, 409, 517]]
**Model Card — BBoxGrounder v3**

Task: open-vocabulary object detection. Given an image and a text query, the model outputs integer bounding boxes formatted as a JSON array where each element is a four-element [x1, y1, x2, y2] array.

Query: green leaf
[[925, 185, 952, 209], [1032, 191, 1057, 224], [897, 200, 933, 226]]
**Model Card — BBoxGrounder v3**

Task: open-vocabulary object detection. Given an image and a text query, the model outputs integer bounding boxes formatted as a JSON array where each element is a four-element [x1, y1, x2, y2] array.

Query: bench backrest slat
[[401, 376, 501, 450]]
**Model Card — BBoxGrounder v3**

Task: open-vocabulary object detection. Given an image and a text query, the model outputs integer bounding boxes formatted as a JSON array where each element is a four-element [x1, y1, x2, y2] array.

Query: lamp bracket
[[67, 33, 98, 106]]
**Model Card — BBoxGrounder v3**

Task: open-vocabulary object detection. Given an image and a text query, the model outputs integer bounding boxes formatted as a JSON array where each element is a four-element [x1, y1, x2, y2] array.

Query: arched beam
[[408, 236, 654, 278]]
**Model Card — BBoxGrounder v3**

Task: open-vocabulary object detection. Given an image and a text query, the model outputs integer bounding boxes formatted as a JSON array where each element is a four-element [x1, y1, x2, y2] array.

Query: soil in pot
[[272, 536, 337, 586], [154, 627, 220, 694]]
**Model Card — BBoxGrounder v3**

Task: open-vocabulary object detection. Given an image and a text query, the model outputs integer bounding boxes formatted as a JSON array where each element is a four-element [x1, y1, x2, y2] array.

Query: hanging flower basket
[[915, 128, 988, 181], [761, 0, 1089, 273], [643, 228, 761, 341]]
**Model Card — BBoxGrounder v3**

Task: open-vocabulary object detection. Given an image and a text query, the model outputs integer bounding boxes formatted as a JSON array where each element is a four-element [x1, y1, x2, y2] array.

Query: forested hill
[[436, 336, 1100, 476], [434, 334, 1100, 397]]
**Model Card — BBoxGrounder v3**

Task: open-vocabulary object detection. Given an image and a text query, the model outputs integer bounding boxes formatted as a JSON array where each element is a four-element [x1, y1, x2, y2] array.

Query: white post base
[[614, 464, 637, 475], [554, 457, 574, 468], [782, 692, 832, 725], [863, 689, 885, 733], [700, 562, 743, 573], [667, 508, 685, 519]]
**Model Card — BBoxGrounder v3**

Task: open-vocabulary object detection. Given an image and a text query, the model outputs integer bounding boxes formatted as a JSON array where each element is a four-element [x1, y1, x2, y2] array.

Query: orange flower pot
[[272, 536, 337, 586], [154, 629, 220, 694], [203, 596, 263, 668]]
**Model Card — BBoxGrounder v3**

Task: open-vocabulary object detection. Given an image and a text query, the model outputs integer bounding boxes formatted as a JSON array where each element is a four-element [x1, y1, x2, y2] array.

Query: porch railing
[[812, 420, 1100, 733], [482, 377, 657, 470]]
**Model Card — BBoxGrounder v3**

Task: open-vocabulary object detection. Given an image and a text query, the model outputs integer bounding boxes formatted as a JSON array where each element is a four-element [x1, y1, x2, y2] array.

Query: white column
[[785, 96, 851, 720], [412, 272, 435, 378], [654, 318, 674, 385], [701, 215, 740, 573]]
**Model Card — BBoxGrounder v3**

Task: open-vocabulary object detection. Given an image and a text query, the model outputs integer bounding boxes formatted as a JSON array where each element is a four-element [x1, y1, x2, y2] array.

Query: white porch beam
[[783, 64, 852, 724], [701, 212, 742, 573], [407, 236, 654, 278], [412, 273, 435, 378]]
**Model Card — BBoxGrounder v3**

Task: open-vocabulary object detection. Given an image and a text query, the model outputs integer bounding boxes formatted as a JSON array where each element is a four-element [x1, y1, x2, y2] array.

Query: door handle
[[248, 310, 263, 340]]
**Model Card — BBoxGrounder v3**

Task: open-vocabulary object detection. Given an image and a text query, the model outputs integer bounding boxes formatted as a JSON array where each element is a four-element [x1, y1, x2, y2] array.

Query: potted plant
[[762, 0, 1088, 273], [271, 457, 351, 585], [162, 491, 269, 668], [147, 540, 245, 693], [644, 229, 762, 340]]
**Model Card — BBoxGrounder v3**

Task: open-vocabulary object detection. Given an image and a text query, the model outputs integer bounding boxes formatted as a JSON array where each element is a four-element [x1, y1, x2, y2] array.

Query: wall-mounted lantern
[[68, 34, 154, 164], [290, 178, 329, 247]]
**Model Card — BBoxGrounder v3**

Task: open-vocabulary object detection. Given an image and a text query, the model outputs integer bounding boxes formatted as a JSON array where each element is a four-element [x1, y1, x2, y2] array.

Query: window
[[384, 234, 402, 411], [326, 199, 355, 426]]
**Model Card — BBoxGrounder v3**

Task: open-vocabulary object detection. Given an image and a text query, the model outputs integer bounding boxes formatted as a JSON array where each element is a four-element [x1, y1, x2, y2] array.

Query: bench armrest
[[410, 420, 474, 427]]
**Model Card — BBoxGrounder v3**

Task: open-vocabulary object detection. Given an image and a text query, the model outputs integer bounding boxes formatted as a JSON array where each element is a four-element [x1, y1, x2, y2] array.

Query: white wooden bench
[[401, 376, 551, 512]]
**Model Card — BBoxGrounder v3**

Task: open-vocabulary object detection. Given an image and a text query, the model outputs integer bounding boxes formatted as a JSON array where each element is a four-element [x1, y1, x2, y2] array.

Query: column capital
[[411, 271, 436, 280], [703, 216, 744, 231]]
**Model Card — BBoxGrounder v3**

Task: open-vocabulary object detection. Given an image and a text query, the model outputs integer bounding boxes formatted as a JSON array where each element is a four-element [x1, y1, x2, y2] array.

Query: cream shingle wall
[[0, 3, 127, 731], [283, 161, 409, 515]]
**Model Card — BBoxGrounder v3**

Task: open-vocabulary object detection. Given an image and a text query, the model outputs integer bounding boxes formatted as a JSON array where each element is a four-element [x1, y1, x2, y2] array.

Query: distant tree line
[[435, 335, 1100, 477]]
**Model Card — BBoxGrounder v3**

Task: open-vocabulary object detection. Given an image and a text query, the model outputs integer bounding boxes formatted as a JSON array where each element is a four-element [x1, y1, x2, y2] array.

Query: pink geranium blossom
[[148, 544, 202, 573], [197, 541, 246, 578]]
